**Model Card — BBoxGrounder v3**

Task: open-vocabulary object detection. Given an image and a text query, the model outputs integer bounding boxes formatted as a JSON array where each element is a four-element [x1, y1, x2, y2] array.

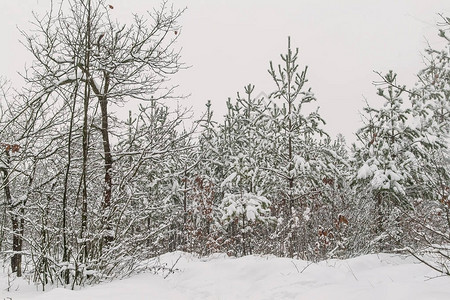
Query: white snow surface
[[2, 251, 450, 300]]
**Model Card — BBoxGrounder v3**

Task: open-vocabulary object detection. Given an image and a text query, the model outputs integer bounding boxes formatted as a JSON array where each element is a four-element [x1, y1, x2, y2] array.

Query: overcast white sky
[[0, 0, 449, 143]]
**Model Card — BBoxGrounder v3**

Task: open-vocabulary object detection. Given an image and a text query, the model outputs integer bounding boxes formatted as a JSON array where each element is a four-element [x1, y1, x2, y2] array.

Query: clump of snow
[[294, 155, 310, 173], [220, 172, 237, 189], [357, 163, 372, 179], [220, 192, 271, 222], [2, 252, 450, 300]]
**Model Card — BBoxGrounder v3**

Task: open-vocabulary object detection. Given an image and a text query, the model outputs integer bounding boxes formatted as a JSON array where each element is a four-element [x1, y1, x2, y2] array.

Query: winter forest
[[0, 0, 449, 294]]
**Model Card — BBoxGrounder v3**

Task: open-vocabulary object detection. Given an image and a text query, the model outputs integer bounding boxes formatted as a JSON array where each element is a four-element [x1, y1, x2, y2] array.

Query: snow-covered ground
[[2, 251, 450, 300]]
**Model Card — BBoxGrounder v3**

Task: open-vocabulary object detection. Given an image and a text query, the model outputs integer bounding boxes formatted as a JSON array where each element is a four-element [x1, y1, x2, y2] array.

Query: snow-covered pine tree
[[353, 71, 427, 251], [218, 85, 274, 256], [266, 37, 327, 258], [409, 15, 449, 204], [182, 101, 225, 255], [404, 15, 450, 275]]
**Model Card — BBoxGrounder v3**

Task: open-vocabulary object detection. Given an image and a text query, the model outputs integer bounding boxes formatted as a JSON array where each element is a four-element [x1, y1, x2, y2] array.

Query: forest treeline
[[0, 0, 449, 288]]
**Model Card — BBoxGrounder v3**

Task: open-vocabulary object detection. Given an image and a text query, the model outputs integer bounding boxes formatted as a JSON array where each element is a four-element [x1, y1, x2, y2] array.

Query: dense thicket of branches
[[0, 1, 449, 289]]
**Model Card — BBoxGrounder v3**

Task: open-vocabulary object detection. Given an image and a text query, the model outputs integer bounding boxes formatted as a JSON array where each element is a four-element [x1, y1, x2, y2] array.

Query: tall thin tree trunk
[[99, 94, 112, 210], [98, 74, 113, 244], [0, 196, 6, 251], [286, 37, 295, 258], [61, 77, 79, 284], [80, 0, 91, 261]]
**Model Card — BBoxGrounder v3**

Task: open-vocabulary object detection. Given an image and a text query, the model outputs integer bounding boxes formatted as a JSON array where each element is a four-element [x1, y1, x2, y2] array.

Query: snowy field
[[2, 252, 450, 300]]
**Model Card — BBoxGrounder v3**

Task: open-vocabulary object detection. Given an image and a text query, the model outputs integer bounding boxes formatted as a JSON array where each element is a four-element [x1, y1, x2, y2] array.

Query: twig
[[406, 248, 450, 276], [291, 261, 300, 273], [293, 260, 313, 274], [346, 263, 358, 281], [164, 255, 181, 279]]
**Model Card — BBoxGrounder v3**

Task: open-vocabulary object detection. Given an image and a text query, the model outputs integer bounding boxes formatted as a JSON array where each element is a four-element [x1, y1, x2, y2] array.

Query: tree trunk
[[99, 94, 112, 210], [375, 192, 384, 236], [1, 150, 24, 277], [11, 215, 23, 277], [80, 0, 91, 261], [62, 76, 79, 284], [98, 76, 113, 244]]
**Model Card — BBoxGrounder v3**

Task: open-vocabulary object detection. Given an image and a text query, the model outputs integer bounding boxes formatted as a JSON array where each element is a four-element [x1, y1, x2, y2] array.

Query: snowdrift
[[2, 251, 450, 300]]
